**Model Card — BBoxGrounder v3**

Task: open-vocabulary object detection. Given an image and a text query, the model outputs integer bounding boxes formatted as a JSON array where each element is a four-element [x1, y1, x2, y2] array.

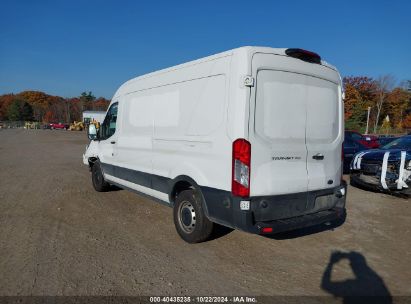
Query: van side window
[[100, 103, 118, 140]]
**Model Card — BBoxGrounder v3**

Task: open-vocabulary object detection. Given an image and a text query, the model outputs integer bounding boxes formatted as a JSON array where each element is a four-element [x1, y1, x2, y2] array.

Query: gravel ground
[[0, 129, 410, 300]]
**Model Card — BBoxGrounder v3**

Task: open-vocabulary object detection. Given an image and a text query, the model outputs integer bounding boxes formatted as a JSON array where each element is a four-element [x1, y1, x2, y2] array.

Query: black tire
[[91, 161, 110, 192], [350, 174, 358, 187], [173, 189, 213, 243]]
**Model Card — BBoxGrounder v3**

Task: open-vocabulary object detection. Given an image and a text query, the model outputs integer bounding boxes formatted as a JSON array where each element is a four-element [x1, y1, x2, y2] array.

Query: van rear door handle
[[312, 153, 324, 160], [110, 141, 116, 144]]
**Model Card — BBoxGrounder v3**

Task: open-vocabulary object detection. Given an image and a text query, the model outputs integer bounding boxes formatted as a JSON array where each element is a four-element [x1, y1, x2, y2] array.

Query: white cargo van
[[83, 46, 347, 243]]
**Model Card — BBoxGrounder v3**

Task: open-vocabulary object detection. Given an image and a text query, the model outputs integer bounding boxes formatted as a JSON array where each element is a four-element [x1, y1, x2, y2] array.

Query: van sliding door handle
[[312, 153, 324, 160], [110, 141, 116, 144]]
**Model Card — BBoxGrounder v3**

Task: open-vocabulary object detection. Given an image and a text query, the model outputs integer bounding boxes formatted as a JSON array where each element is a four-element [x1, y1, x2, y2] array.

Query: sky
[[0, 0, 410, 99]]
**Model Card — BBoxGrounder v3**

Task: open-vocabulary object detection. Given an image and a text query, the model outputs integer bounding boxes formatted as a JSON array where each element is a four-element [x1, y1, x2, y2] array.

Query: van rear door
[[249, 53, 342, 197], [249, 69, 308, 196], [305, 77, 342, 191]]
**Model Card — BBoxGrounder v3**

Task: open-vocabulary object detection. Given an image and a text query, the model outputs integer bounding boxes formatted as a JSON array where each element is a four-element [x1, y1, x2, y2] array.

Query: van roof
[[114, 46, 337, 98]]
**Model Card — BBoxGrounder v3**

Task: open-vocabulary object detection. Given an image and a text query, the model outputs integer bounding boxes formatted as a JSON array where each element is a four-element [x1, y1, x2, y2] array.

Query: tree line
[[344, 76, 411, 133], [0, 76, 410, 133], [0, 91, 110, 123]]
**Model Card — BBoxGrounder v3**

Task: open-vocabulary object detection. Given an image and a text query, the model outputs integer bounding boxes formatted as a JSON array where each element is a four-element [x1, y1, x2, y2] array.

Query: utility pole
[[66, 100, 71, 123], [365, 106, 371, 134]]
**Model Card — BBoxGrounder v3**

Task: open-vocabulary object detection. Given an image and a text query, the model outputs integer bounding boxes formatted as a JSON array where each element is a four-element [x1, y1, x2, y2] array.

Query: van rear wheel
[[91, 161, 110, 192], [173, 189, 213, 243]]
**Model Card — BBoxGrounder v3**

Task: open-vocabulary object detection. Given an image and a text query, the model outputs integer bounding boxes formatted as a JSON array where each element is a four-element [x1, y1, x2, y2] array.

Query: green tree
[[345, 100, 367, 131], [7, 100, 22, 121], [21, 102, 33, 120], [79, 91, 96, 111]]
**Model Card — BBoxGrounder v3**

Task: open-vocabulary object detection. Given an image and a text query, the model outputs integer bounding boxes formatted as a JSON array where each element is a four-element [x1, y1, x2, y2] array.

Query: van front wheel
[[91, 161, 110, 192], [173, 189, 213, 243]]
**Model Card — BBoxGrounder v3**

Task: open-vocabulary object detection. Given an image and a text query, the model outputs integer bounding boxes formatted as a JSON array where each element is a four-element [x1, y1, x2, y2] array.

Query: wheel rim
[[178, 201, 196, 233]]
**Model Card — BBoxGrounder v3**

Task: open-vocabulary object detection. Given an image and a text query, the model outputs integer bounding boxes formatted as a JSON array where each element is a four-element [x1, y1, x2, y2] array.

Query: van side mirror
[[88, 124, 98, 140]]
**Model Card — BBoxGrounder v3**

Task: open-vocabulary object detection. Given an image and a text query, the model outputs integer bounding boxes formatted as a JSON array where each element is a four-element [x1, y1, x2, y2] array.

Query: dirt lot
[[0, 129, 410, 299]]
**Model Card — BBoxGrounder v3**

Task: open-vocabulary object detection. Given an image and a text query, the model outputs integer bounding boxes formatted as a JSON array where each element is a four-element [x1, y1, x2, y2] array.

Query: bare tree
[[32, 105, 42, 122], [65, 99, 71, 123], [399, 79, 411, 92], [373, 75, 395, 133]]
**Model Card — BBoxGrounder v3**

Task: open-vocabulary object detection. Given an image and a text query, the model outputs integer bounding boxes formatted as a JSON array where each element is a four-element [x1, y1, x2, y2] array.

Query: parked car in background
[[345, 130, 380, 149], [343, 138, 368, 174], [49, 122, 69, 130], [378, 135, 400, 146], [350, 136, 411, 194]]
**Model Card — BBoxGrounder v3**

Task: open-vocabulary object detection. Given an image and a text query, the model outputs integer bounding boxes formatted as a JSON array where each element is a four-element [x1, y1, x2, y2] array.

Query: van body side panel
[[151, 56, 233, 191], [114, 92, 154, 188], [226, 48, 252, 141], [99, 55, 238, 208]]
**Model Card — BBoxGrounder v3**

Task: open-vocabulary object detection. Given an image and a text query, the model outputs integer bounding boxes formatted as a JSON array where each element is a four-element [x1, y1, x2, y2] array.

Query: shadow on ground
[[321, 251, 392, 304], [208, 224, 234, 241], [109, 185, 123, 192]]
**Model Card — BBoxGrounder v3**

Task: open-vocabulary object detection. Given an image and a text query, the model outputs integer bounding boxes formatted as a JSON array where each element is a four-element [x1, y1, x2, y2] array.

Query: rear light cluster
[[358, 139, 380, 149], [261, 227, 273, 234], [232, 139, 251, 197], [285, 48, 321, 64]]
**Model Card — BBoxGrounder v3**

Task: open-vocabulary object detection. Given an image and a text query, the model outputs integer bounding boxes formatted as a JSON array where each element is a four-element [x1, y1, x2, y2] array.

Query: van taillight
[[232, 139, 251, 197]]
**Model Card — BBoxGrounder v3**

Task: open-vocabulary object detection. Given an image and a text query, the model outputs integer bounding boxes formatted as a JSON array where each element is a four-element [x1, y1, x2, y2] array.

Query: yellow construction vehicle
[[69, 121, 85, 131], [24, 121, 40, 129], [89, 119, 100, 130]]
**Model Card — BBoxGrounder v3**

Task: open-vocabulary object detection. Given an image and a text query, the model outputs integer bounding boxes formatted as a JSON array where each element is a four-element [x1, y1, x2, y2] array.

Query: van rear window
[[255, 70, 339, 145], [255, 70, 306, 143]]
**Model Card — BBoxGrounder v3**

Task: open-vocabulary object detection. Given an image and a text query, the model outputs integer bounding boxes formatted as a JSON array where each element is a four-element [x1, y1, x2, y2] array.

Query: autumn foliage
[[0, 91, 110, 123], [343, 76, 410, 133]]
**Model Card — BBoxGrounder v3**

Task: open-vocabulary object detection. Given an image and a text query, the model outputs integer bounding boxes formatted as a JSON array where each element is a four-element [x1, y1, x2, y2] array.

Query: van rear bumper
[[201, 181, 347, 235], [252, 207, 346, 234]]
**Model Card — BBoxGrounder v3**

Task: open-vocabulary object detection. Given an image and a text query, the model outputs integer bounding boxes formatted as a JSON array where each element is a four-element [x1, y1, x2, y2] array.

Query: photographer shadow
[[321, 251, 392, 304]]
